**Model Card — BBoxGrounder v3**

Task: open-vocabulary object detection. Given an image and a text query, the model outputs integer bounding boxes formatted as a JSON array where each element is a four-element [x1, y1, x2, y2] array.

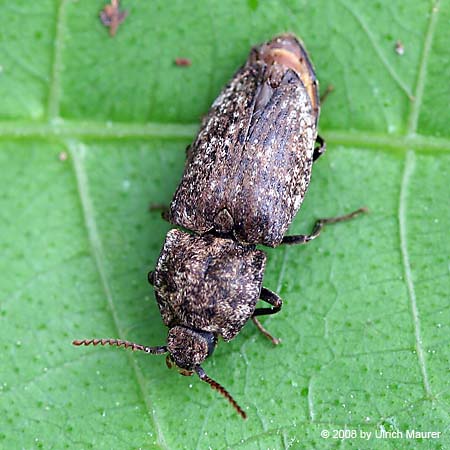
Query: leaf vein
[[307, 377, 315, 422], [340, 0, 414, 100], [67, 140, 168, 449], [407, 0, 442, 134], [47, 0, 67, 119], [398, 150, 432, 397], [2, 121, 450, 153]]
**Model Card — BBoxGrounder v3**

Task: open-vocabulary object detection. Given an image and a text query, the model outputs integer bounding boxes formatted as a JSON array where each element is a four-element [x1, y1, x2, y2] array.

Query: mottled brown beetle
[[73, 34, 366, 419]]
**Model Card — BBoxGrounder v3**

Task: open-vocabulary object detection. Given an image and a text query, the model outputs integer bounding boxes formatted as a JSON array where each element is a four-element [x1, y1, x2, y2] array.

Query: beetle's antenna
[[195, 366, 247, 419], [72, 339, 167, 354]]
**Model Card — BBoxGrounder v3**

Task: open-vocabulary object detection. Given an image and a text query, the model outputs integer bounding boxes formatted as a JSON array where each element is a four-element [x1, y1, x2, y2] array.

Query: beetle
[[73, 34, 366, 419]]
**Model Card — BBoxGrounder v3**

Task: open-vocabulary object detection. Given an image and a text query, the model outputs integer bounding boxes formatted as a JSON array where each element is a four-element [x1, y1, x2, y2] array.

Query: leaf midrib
[[68, 140, 168, 449], [0, 120, 450, 153]]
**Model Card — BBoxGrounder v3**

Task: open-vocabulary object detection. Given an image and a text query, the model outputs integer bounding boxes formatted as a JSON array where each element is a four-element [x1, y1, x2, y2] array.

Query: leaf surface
[[0, 1, 449, 449]]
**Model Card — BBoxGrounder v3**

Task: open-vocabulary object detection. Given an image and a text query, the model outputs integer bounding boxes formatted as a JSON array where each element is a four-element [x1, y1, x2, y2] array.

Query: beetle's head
[[165, 326, 216, 374]]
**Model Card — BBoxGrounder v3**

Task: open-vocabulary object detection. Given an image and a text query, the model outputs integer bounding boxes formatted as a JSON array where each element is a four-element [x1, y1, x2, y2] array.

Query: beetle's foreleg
[[252, 287, 282, 345], [281, 207, 368, 245]]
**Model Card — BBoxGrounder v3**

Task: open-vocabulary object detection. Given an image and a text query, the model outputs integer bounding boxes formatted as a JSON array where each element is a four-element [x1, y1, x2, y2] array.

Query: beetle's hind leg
[[252, 287, 282, 345], [281, 207, 368, 245]]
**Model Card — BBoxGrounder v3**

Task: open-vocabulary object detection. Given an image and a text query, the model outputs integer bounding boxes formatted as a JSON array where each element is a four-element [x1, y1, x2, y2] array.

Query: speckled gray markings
[[169, 34, 318, 246], [154, 229, 266, 341]]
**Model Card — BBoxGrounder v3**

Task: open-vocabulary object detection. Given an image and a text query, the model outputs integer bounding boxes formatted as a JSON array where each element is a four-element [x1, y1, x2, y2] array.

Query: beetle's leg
[[320, 84, 334, 104], [148, 203, 171, 222], [254, 287, 282, 316], [148, 270, 155, 285], [313, 83, 334, 161], [313, 134, 326, 161], [281, 207, 368, 245], [185, 144, 192, 160], [252, 287, 282, 345], [252, 318, 281, 345]]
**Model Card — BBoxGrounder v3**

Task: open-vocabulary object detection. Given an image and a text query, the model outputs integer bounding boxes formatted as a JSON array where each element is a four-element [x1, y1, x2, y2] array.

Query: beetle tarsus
[[281, 207, 368, 245], [252, 317, 281, 345], [252, 287, 282, 344]]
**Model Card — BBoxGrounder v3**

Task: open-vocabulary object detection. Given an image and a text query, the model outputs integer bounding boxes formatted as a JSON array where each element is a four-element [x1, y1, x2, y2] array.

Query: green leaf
[[0, 1, 449, 449]]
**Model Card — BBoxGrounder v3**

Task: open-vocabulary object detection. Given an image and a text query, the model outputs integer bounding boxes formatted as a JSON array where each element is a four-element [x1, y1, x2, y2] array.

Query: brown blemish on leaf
[[99, 0, 128, 37], [174, 58, 192, 67]]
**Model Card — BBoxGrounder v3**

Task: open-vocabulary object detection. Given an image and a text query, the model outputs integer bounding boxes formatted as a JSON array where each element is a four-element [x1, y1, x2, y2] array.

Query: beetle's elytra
[[169, 34, 321, 247], [73, 34, 366, 419]]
